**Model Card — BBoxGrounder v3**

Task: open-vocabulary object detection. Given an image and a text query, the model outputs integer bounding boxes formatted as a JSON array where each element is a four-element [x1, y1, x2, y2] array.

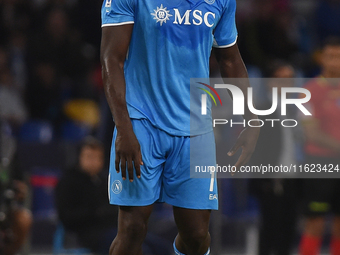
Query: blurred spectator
[[316, 0, 340, 44], [238, 0, 299, 69], [55, 137, 117, 254], [55, 137, 172, 255], [0, 180, 32, 255], [0, 47, 8, 71], [0, 48, 28, 130], [25, 61, 63, 125], [249, 61, 299, 255], [299, 37, 340, 255], [26, 7, 91, 103], [0, 120, 32, 255], [27, 8, 86, 79], [8, 30, 28, 94], [71, 0, 102, 50], [0, 0, 32, 46]]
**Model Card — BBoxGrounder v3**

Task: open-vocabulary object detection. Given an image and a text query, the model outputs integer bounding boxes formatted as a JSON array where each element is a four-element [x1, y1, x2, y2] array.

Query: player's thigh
[[117, 205, 154, 237], [109, 119, 165, 206], [162, 131, 218, 210], [173, 206, 211, 238]]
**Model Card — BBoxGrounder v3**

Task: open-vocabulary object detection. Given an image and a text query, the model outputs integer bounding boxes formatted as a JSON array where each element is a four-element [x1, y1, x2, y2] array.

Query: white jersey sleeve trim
[[101, 21, 134, 27], [213, 36, 238, 48]]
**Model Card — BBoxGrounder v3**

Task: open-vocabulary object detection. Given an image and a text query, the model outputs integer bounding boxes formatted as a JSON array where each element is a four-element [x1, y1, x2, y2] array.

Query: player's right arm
[[100, 25, 143, 182], [213, 0, 259, 171]]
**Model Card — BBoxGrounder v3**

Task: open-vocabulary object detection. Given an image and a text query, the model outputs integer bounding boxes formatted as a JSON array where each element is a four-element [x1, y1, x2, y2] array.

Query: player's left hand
[[228, 126, 260, 174]]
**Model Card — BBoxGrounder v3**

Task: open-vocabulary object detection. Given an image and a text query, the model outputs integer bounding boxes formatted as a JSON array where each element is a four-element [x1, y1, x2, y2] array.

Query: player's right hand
[[115, 129, 143, 182]]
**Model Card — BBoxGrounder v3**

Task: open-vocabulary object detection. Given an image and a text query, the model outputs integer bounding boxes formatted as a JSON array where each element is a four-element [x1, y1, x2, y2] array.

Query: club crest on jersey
[[105, 0, 111, 8], [151, 4, 216, 27], [151, 4, 172, 26], [112, 180, 122, 194]]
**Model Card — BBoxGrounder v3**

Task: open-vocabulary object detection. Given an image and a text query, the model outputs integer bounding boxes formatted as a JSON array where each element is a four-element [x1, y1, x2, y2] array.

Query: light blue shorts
[[108, 118, 218, 210]]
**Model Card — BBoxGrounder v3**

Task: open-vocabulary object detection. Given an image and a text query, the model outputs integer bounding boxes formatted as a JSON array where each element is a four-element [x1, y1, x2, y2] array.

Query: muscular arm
[[214, 44, 256, 121], [100, 25, 133, 132], [214, 45, 247, 77], [214, 45, 260, 169], [100, 25, 142, 181]]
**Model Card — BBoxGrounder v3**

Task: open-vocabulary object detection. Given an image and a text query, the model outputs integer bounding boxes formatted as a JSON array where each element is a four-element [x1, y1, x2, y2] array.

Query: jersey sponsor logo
[[151, 5, 216, 27], [112, 180, 122, 194], [209, 194, 218, 200], [151, 4, 172, 26]]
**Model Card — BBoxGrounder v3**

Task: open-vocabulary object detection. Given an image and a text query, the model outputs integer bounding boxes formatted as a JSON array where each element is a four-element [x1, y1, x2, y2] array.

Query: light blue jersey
[[101, 0, 237, 136]]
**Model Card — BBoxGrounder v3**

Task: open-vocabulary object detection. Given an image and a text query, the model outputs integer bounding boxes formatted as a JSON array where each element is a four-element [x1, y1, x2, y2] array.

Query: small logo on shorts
[[112, 180, 122, 194], [209, 194, 218, 200]]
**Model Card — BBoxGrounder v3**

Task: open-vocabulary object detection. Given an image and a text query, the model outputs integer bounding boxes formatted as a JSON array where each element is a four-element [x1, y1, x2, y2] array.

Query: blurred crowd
[[0, 0, 104, 129], [0, 0, 339, 144], [2, 0, 340, 133], [1, 0, 340, 254]]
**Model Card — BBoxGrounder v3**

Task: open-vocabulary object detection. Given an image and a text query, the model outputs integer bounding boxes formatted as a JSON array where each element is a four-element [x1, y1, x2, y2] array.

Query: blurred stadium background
[[0, 0, 340, 254]]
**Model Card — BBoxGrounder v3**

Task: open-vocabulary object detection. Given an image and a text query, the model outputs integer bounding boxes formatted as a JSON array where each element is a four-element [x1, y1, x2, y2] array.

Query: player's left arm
[[214, 45, 260, 170]]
